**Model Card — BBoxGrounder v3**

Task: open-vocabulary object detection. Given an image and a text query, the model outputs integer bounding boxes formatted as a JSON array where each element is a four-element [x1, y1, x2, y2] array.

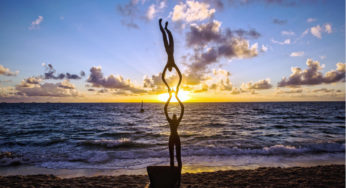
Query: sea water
[[0, 102, 344, 176]]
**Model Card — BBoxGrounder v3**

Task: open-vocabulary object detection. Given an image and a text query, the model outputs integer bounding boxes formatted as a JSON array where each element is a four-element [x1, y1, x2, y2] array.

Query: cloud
[[278, 59, 345, 87], [276, 88, 303, 94], [43, 64, 85, 80], [143, 72, 167, 93], [185, 20, 261, 47], [146, 4, 156, 20], [184, 20, 260, 85], [260, 45, 268, 52], [87, 66, 145, 94], [319, 55, 326, 60], [310, 25, 322, 38], [58, 80, 75, 89], [273, 18, 287, 25], [242, 79, 273, 90], [301, 28, 309, 36], [18, 76, 42, 87], [271, 38, 290, 45], [172, 0, 215, 23], [230, 88, 241, 95], [323, 63, 345, 84], [307, 18, 316, 23], [290, 51, 304, 57], [324, 23, 332, 33], [16, 79, 80, 97], [146, 1, 166, 20], [29, 16, 43, 30], [186, 20, 222, 47], [310, 23, 332, 39], [202, 0, 224, 10], [281, 30, 295, 36], [0, 65, 18, 76], [312, 88, 338, 93], [117, 0, 140, 29], [218, 39, 258, 59]]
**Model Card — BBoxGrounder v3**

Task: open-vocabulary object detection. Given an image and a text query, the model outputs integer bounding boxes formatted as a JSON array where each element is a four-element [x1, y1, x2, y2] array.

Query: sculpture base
[[147, 166, 180, 188]]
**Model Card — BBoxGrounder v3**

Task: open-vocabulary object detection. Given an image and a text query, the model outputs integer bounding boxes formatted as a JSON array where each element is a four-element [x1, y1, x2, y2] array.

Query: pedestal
[[147, 166, 180, 188]]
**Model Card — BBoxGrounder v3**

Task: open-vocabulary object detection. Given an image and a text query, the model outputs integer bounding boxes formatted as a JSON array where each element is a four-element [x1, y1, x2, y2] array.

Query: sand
[[0, 165, 344, 188]]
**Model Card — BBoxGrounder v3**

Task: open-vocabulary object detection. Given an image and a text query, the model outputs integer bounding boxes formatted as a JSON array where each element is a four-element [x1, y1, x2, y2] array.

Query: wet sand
[[0, 165, 344, 188]]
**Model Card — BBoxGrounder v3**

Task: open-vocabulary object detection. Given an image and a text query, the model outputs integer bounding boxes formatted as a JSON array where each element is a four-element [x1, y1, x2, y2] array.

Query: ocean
[[0, 102, 344, 177]]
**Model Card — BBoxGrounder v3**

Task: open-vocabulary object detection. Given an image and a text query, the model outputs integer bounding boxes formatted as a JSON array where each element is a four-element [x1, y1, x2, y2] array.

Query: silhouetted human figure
[[159, 19, 182, 93], [164, 90, 184, 186]]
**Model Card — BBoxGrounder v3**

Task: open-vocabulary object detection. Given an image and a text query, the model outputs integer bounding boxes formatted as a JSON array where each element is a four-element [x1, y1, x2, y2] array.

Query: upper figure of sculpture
[[159, 19, 182, 93]]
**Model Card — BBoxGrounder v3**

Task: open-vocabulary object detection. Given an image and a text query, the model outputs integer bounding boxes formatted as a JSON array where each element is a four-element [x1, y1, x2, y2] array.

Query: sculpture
[[146, 18, 184, 188]]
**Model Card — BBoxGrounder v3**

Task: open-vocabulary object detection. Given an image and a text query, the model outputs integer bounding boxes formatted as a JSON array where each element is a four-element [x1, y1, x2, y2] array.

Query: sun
[[158, 90, 190, 102]]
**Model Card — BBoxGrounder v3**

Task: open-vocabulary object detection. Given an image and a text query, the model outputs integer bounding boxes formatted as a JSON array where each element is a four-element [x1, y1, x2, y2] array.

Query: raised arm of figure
[[164, 22, 174, 54], [176, 92, 184, 123], [164, 92, 172, 123], [159, 19, 169, 53]]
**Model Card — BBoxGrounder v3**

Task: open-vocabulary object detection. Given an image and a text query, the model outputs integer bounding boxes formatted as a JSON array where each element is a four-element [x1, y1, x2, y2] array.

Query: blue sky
[[0, 0, 345, 102]]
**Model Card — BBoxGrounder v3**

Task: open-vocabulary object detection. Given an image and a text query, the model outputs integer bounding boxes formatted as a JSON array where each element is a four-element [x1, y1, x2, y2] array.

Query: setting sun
[[158, 90, 190, 102]]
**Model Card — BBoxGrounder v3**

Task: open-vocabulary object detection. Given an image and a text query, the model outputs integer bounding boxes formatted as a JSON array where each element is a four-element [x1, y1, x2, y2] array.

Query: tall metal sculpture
[[146, 19, 184, 188], [159, 17, 184, 179]]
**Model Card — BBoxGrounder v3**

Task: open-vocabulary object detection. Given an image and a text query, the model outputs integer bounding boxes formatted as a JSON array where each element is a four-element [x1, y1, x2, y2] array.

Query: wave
[[79, 138, 154, 149], [0, 152, 23, 167], [0, 138, 67, 147], [183, 142, 345, 157]]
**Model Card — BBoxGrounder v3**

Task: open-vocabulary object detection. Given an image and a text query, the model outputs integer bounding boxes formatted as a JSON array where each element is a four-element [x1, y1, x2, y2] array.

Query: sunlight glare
[[158, 90, 190, 102]]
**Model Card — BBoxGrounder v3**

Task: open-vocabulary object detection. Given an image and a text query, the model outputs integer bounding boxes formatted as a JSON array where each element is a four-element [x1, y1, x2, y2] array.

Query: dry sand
[[0, 165, 344, 188]]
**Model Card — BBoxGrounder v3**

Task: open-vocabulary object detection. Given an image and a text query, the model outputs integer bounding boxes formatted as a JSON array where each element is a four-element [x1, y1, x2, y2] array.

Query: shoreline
[[0, 164, 344, 187], [1, 159, 345, 178]]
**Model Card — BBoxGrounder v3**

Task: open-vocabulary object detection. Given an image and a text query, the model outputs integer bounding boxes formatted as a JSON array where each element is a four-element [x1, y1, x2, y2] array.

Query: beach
[[0, 165, 344, 187]]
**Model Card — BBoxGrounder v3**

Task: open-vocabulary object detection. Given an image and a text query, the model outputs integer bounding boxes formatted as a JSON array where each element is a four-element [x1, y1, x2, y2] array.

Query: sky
[[0, 0, 345, 102]]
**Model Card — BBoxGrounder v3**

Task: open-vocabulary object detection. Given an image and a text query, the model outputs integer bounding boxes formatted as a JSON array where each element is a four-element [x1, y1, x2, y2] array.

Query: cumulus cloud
[[273, 18, 287, 25], [0, 65, 18, 76], [271, 38, 290, 45], [58, 80, 75, 89], [43, 64, 85, 80], [143, 72, 167, 93], [18, 77, 42, 87], [186, 21, 260, 48], [16, 79, 79, 97], [186, 20, 222, 47], [242, 79, 273, 90], [278, 59, 345, 87], [323, 63, 345, 84], [87, 66, 145, 94], [172, 0, 215, 23], [290, 51, 304, 57], [184, 20, 260, 85], [29, 16, 43, 30], [309, 23, 332, 39], [310, 25, 322, 38], [324, 23, 332, 33]]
